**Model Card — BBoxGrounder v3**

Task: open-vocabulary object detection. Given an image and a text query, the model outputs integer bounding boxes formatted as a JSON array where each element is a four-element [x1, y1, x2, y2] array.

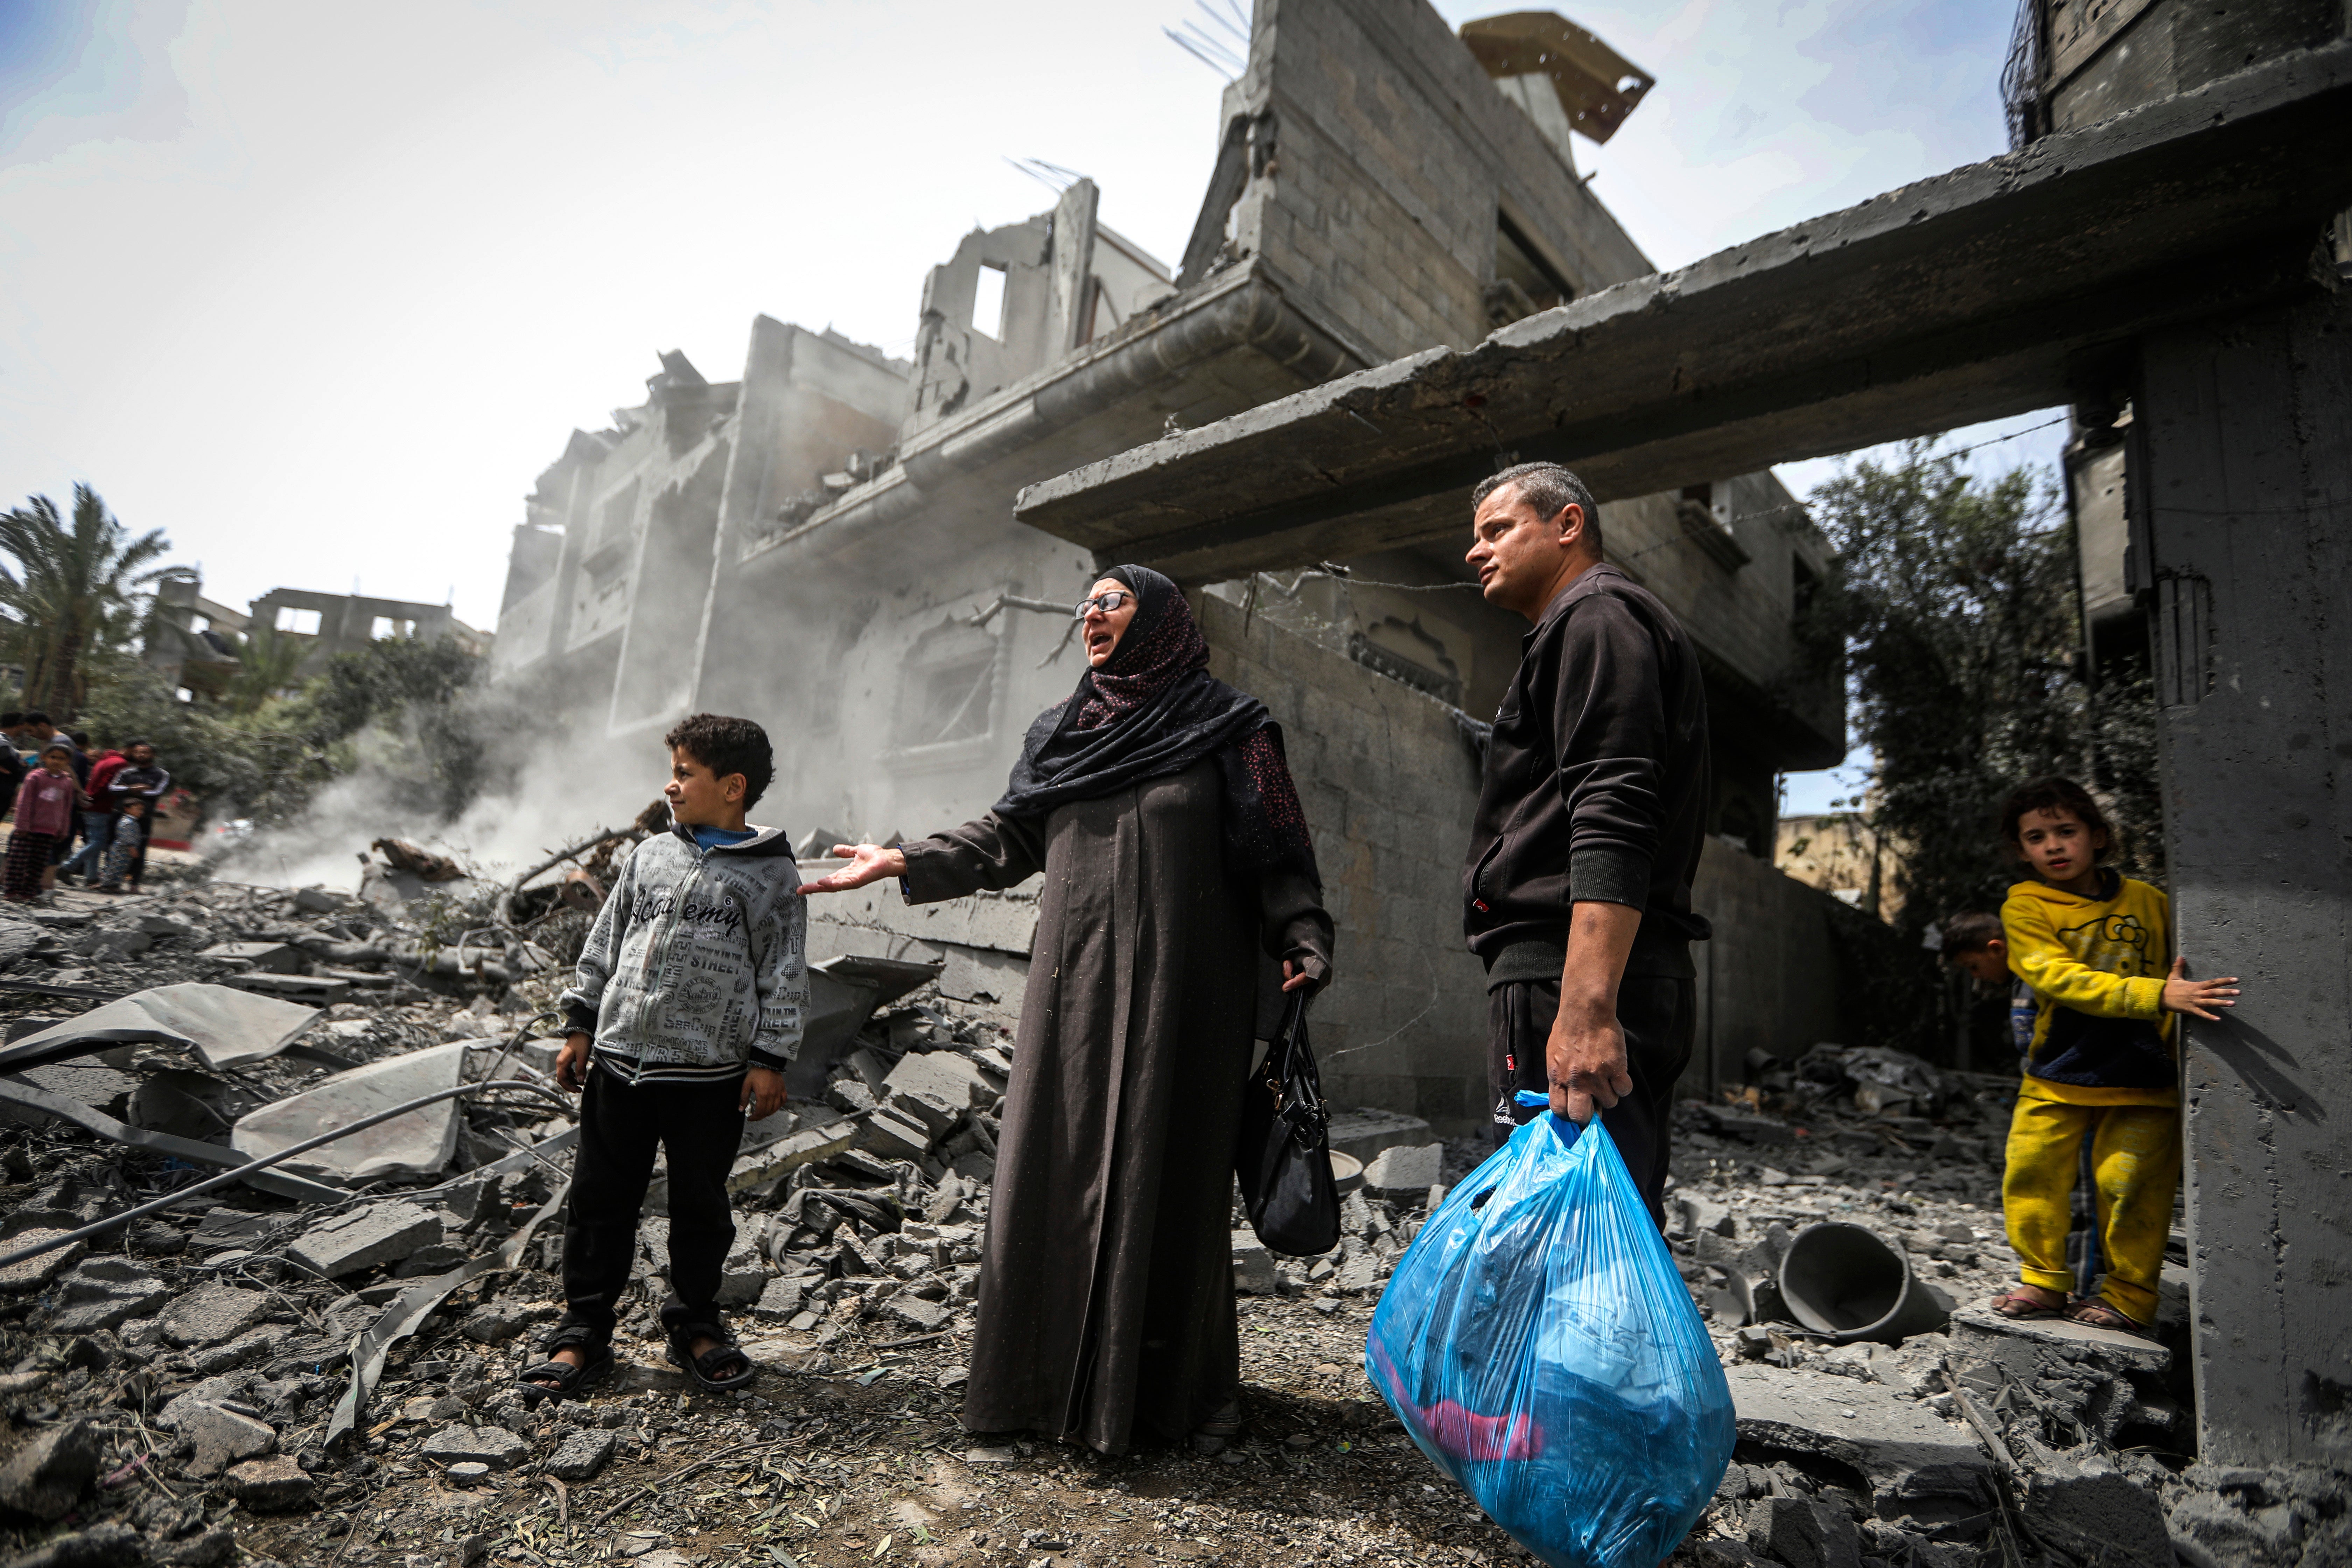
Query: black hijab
[[994, 566, 1318, 880]]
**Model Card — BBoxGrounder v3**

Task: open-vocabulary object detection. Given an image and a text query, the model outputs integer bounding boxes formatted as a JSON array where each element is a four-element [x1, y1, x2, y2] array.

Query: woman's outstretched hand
[[797, 844, 908, 895]]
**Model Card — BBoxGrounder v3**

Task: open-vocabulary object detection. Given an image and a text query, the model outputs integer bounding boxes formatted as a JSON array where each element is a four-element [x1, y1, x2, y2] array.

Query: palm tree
[[224, 622, 309, 713], [0, 486, 172, 718]]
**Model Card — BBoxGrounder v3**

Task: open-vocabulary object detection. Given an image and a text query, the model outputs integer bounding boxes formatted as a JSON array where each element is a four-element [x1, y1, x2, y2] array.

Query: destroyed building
[[146, 574, 490, 700], [486, 0, 1859, 1133], [1017, 0, 2352, 1494]]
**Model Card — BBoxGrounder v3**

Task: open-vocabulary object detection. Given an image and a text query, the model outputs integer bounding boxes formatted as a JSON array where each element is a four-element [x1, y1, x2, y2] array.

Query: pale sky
[[3, 0, 2058, 739]]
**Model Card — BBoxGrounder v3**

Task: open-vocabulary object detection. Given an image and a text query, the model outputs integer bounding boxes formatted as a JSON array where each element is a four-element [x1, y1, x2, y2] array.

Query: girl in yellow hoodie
[[1990, 777, 2238, 1332]]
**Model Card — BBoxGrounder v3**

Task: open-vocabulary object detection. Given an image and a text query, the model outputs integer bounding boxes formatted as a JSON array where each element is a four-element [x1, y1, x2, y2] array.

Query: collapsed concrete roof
[[1011, 41, 2352, 581]]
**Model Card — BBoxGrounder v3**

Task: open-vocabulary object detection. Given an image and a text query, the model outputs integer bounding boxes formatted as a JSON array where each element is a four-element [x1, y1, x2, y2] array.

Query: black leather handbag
[[1236, 990, 1342, 1257]]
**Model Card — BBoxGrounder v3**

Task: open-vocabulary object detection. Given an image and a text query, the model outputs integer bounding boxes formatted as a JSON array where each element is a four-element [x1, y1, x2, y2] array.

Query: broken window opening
[[1495, 211, 1574, 315], [371, 617, 415, 642], [274, 607, 321, 636], [906, 656, 995, 747], [973, 264, 1009, 343]]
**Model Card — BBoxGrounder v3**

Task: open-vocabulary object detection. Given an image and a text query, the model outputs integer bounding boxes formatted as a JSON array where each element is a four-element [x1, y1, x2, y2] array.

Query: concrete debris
[[284, 1201, 443, 1279], [1231, 1232, 1278, 1295], [155, 1284, 268, 1348], [179, 1402, 276, 1477], [0, 1522, 147, 1568], [230, 1041, 470, 1181], [0, 983, 322, 1074], [0, 1232, 84, 1293], [223, 1455, 312, 1511], [1360, 1141, 1442, 1196], [1744, 1496, 1862, 1568], [419, 1425, 528, 1471], [50, 1256, 169, 1333], [544, 1427, 616, 1483], [0, 865, 2339, 1568], [0, 1420, 100, 1521]]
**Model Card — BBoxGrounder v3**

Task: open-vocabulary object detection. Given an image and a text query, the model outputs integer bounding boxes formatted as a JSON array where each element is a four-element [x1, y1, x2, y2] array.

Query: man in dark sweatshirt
[[1462, 461, 1711, 1221]]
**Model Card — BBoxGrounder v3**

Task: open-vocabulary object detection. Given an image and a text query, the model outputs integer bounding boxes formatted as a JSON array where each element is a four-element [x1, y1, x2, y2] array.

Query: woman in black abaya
[[801, 567, 1333, 1454]]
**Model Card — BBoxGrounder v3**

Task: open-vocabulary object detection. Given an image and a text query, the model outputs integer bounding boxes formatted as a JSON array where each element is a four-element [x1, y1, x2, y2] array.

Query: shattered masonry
[[0, 840, 2335, 1566]]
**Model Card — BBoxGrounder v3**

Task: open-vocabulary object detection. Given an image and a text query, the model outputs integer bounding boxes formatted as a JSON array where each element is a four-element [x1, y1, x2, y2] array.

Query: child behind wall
[[1970, 777, 2238, 1332]]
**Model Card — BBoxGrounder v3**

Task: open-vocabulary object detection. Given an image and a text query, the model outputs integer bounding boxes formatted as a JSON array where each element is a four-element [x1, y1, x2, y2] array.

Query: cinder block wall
[[1199, 590, 1495, 1134], [1201, 590, 1854, 1136], [1237, 0, 1653, 363], [1690, 842, 1850, 1096]]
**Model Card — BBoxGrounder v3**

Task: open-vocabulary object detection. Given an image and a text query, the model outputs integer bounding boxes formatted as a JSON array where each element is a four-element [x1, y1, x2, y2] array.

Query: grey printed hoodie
[[559, 823, 807, 1085]]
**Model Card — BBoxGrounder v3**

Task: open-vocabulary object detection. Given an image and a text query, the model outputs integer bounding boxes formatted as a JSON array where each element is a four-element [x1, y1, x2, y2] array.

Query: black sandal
[[665, 1316, 755, 1392], [516, 1322, 614, 1406]]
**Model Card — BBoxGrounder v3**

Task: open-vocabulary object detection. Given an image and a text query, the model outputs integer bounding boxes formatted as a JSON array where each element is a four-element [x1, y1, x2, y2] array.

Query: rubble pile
[[1656, 1047, 2351, 1568], [0, 862, 2342, 1567], [0, 858, 1482, 1568]]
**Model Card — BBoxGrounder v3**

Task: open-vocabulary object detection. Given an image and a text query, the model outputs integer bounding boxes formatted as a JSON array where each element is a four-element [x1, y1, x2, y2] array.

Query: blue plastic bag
[[1366, 1097, 1736, 1568]]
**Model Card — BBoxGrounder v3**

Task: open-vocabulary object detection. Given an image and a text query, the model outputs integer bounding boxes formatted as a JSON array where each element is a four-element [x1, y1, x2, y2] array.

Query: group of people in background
[[0, 710, 171, 903]]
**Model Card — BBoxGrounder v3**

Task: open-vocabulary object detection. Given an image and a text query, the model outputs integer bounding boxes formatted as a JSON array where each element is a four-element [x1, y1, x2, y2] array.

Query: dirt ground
[[224, 1289, 1569, 1568]]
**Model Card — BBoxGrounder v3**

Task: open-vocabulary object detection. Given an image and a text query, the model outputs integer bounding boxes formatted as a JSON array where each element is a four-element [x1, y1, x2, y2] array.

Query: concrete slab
[[0, 982, 321, 1074], [181, 1401, 275, 1476], [286, 1201, 443, 1279], [728, 1123, 858, 1197], [884, 1051, 994, 1115], [1362, 1142, 1442, 1195], [231, 1041, 468, 1181], [855, 1106, 933, 1162], [752, 1277, 804, 1322], [0, 1231, 83, 1294], [227, 1453, 314, 1510], [1946, 1305, 2170, 1377], [1726, 1363, 1992, 1522], [227, 973, 353, 1006], [1013, 42, 2352, 582], [50, 1257, 168, 1334], [1232, 1232, 1277, 1295], [1326, 1106, 1434, 1165], [421, 1424, 529, 1470], [158, 1285, 270, 1348]]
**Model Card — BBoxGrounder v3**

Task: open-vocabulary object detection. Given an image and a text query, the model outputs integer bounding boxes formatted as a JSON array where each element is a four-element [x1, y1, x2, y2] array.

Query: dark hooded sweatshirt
[[1463, 564, 1712, 983]]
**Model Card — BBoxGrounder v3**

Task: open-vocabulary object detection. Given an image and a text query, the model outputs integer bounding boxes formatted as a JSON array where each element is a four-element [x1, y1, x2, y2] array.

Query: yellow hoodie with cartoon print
[[2000, 870, 2176, 1107]]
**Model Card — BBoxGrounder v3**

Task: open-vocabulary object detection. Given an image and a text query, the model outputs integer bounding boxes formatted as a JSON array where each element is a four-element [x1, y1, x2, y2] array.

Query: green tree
[[0, 485, 173, 718], [1804, 441, 2161, 941], [224, 622, 310, 714]]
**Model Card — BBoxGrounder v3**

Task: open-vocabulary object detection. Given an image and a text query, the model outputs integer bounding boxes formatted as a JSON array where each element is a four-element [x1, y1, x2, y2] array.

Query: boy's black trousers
[[1486, 974, 1695, 1227], [560, 1066, 744, 1338]]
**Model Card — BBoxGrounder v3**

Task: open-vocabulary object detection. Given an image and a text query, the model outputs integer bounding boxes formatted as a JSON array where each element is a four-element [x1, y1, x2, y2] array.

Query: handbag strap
[[1270, 991, 1328, 1144]]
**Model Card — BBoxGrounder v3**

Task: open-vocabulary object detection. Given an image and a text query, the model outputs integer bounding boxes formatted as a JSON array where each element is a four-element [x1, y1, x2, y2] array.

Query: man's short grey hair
[[1472, 461, 1603, 552]]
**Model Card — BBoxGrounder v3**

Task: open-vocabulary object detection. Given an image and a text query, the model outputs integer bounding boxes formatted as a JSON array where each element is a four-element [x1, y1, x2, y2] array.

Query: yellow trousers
[[2002, 1092, 2180, 1324]]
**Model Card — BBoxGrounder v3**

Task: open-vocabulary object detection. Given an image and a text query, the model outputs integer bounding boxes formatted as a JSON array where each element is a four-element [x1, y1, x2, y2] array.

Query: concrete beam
[[1014, 42, 2352, 580]]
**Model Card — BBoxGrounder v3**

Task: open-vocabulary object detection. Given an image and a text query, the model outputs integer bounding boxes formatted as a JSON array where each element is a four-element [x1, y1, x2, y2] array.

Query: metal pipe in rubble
[[0, 1079, 576, 1273]]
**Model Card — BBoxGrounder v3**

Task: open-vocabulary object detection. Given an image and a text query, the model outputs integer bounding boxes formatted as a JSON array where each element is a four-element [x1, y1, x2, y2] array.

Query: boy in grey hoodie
[[522, 714, 807, 1400]]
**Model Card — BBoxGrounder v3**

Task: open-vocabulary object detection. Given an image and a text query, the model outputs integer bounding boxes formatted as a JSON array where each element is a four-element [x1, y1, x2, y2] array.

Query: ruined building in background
[[147, 572, 490, 702], [485, 1, 1855, 1133]]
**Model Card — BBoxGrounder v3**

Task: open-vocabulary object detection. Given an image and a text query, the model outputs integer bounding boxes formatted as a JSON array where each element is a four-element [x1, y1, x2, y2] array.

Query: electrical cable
[[0, 1079, 574, 1273]]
